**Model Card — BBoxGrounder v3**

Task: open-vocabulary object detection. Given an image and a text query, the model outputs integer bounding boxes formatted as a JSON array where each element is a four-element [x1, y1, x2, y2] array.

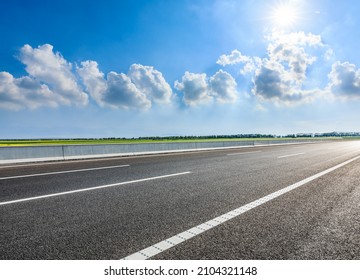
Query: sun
[[270, 2, 300, 28]]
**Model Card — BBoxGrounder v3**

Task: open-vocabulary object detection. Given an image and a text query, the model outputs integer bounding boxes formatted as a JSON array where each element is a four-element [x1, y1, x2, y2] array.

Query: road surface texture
[[1, 141, 360, 259]]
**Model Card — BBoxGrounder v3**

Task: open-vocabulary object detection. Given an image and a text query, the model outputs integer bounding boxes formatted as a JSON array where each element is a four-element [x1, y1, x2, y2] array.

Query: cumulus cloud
[[266, 32, 318, 83], [216, 50, 250, 66], [76, 60, 107, 106], [252, 62, 285, 99], [328, 61, 360, 98], [174, 72, 210, 106], [0, 44, 89, 110], [1, 44, 175, 111], [216, 32, 329, 105], [250, 31, 323, 104], [19, 44, 88, 106], [128, 64, 172, 104], [209, 70, 238, 103], [217, 49, 262, 75], [174, 70, 238, 106], [104, 72, 151, 110], [252, 60, 311, 104], [4, 33, 350, 111], [0, 44, 177, 111], [77, 61, 172, 109], [0, 72, 58, 110], [240, 57, 262, 75], [215, 31, 347, 106]]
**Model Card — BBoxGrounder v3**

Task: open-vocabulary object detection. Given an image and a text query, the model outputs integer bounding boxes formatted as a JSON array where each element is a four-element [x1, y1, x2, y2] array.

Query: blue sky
[[1, 0, 360, 138]]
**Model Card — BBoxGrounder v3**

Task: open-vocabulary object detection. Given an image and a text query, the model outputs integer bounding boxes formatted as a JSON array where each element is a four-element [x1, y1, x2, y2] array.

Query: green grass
[[343, 136, 360, 140], [0, 137, 342, 147]]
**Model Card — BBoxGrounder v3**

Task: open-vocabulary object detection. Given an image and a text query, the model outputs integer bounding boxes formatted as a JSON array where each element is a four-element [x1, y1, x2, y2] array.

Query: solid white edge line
[[0, 165, 130, 180], [122, 154, 360, 260], [278, 152, 305, 159], [0, 171, 191, 206]]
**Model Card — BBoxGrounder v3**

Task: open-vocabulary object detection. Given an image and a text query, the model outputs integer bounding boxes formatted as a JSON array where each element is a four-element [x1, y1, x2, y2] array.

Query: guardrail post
[[61, 145, 65, 160]]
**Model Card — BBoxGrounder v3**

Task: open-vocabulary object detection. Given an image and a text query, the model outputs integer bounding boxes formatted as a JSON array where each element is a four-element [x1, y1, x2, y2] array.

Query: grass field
[[0, 137, 342, 147]]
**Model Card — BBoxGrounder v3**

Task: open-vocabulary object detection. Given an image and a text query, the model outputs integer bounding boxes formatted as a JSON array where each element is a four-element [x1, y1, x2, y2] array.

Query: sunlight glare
[[271, 3, 299, 28]]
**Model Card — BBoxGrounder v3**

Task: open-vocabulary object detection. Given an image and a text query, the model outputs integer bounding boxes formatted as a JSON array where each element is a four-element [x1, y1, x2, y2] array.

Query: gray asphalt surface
[[1, 141, 360, 259]]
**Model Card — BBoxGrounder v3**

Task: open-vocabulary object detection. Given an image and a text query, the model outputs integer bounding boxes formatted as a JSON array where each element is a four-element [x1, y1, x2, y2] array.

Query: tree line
[[4, 132, 360, 141]]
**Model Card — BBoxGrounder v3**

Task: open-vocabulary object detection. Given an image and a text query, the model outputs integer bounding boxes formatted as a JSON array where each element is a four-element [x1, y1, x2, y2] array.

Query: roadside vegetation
[[0, 133, 347, 146]]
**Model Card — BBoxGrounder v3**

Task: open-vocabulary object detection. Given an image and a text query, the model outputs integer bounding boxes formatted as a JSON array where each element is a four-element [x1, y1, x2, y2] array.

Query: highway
[[1, 141, 360, 259]]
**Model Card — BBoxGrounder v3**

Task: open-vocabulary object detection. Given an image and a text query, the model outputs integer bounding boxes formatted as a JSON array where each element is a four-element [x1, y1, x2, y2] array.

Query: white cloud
[[216, 49, 250, 66], [77, 61, 172, 109], [267, 33, 318, 84], [328, 61, 360, 99], [19, 44, 88, 106], [216, 32, 343, 107], [0, 44, 89, 110], [174, 71, 210, 106], [209, 70, 238, 103], [250, 31, 323, 104], [267, 31, 322, 47], [1, 45, 174, 111], [237, 57, 262, 75], [0, 71, 59, 110], [77, 60, 107, 106], [252, 60, 313, 104], [104, 72, 151, 110], [216, 50, 260, 75], [128, 64, 172, 104], [175, 70, 238, 106]]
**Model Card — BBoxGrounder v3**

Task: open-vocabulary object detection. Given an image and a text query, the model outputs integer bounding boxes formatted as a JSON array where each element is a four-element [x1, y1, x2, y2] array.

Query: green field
[[0, 137, 342, 147]]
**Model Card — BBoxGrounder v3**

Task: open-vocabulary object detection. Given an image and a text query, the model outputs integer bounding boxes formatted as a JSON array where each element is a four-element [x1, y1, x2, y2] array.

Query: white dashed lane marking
[[0, 171, 191, 206], [277, 152, 305, 159], [0, 165, 130, 180], [227, 151, 262, 156]]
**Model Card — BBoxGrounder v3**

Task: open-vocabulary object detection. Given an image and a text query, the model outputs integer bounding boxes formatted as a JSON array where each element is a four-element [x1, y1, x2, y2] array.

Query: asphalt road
[[1, 141, 360, 259]]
